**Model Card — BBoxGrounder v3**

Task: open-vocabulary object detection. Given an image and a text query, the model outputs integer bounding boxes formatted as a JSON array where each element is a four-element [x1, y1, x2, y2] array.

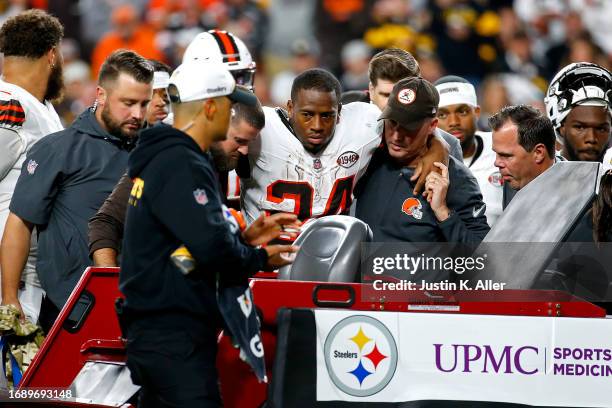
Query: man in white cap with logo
[[434, 75, 503, 226], [119, 60, 298, 407]]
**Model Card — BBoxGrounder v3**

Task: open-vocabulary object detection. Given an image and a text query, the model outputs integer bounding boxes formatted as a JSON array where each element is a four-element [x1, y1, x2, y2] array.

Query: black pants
[[125, 320, 221, 408]]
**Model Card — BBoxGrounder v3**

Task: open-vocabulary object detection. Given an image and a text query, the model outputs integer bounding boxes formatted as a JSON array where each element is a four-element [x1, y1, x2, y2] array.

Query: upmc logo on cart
[[324, 315, 398, 397], [434, 344, 540, 375]]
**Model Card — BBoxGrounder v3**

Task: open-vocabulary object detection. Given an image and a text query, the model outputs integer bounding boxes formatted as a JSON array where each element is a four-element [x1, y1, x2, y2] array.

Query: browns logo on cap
[[379, 77, 439, 131], [397, 88, 416, 105]]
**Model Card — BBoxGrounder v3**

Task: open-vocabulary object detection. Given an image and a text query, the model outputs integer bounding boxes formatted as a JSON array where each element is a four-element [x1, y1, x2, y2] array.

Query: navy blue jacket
[[355, 148, 490, 243], [11, 108, 131, 308], [120, 125, 267, 317]]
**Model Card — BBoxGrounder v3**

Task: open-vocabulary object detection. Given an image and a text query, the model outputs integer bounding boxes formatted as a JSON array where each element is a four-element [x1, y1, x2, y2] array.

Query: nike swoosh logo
[[473, 204, 486, 218]]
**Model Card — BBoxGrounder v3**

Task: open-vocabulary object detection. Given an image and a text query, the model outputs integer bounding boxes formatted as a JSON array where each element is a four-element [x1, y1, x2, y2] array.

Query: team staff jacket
[[355, 149, 490, 243], [10, 109, 130, 309], [120, 125, 267, 316]]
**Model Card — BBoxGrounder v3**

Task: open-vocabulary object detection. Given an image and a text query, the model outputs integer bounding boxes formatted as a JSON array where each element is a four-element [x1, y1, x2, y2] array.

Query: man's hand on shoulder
[[411, 133, 450, 194]]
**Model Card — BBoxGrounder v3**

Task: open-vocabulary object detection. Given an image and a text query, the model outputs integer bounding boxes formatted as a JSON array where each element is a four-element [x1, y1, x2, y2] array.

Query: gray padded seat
[[277, 215, 372, 282]]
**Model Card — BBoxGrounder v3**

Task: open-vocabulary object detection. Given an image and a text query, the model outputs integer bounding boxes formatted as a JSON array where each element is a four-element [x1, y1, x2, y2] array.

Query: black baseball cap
[[379, 77, 440, 131]]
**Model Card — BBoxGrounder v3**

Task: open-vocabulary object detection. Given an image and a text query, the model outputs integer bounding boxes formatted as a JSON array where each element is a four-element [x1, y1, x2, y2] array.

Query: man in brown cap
[[354, 77, 490, 248]]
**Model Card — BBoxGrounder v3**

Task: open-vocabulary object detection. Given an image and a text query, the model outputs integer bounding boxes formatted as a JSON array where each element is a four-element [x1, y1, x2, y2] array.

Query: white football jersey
[[0, 79, 63, 287], [241, 102, 382, 223], [227, 169, 241, 201], [466, 131, 503, 226]]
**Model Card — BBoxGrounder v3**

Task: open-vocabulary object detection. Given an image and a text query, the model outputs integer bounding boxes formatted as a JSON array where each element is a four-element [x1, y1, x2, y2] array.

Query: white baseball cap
[[168, 60, 257, 106], [434, 75, 478, 108]]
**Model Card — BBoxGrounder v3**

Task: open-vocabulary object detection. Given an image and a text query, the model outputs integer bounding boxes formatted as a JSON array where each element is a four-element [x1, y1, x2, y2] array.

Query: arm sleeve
[[0, 127, 25, 180], [439, 165, 491, 243], [9, 137, 64, 225], [150, 157, 267, 275], [88, 172, 133, 256]]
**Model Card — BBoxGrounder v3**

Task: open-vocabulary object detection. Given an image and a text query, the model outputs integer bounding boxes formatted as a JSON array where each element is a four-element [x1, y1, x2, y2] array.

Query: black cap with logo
[[379, 77, 440, 131]]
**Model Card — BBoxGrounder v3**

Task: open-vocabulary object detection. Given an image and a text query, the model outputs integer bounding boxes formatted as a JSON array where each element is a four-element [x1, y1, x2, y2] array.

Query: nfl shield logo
[[313, 158, 322, 170], [27, 159, 38, 175], [193, 189, 208, 206]]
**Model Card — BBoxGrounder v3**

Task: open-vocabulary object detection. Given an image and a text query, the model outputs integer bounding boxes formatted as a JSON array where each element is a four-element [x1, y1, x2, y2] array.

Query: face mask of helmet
[[231, 68, 256, 89]]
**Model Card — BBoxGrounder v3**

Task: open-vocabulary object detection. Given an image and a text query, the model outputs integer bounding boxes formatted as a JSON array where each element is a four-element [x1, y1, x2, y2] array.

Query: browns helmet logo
[[401, 197, 423, 219]]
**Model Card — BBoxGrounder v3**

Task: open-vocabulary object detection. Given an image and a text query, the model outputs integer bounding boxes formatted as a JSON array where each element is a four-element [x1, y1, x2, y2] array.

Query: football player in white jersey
[[434, 75, 503, 226], [182, 29, 257, 90], [182, 29, 258, 202], [0, 10, 65, 322], [241, 68, 450, 224]]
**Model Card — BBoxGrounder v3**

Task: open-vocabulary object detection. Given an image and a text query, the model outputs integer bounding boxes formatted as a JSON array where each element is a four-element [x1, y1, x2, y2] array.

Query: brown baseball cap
[[379, 77, 440, 131]]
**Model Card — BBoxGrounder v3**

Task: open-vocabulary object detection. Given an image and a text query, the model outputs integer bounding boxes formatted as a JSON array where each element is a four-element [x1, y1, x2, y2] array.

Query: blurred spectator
[[562, 33, 609, 71], [501, 74, 545, 111], [91, 4, 165, 78], [270, 38, 320, 106], [478, 72, 545, 132], [543, 10, 588, 78], [253, 72, 270, 106], [512, 0, 565, 63], [78, 0, 148, 56], [264, 0, 316, 77], [0, 0, 27, 26], [315, 0, 375, 74], [495, 29, 546, 85], [478, 74, 511, 131], [416, 51, 445, 83], [340, 40, 372, 91], [54, 38, 96, 125], [496, 6, 522, 48], [204, 0, 268, 61], [55, 58, 95, 126], [569, 0, 612, 56], [170, 28, 200, 65], [364, 0, 432, 53], [427, 0, 493, 83], [48, 1, 82, 55], [146, 59, 171, 125], [147, 0, 220, 11]]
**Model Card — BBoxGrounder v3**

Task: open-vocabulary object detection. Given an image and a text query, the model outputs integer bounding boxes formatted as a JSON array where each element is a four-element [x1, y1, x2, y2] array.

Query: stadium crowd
[[0, 0, 609, 126]]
